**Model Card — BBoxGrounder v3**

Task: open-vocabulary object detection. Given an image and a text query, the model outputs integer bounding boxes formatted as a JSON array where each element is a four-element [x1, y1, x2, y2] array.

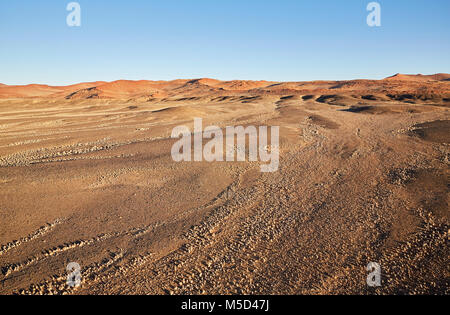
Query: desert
[[0, 74, 448, 295]]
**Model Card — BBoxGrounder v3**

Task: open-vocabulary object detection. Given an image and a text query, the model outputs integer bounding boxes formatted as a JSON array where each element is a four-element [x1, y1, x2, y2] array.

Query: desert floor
[[0, 78, 449, 295]]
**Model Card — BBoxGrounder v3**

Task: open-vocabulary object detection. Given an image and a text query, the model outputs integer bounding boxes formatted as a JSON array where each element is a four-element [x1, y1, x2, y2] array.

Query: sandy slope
[[0, 75, 448, 295], [385, 73, 450, 82]]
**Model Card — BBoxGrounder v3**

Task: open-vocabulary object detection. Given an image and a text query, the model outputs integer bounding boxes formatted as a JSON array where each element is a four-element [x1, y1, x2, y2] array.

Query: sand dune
[[2, 73, 449, 101], [65, 81, 167, 100], [215, 80, 274, 91]]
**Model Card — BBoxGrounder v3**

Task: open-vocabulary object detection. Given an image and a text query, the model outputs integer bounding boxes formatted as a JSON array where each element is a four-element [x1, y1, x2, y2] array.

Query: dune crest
[[384, 73, 450, 82]]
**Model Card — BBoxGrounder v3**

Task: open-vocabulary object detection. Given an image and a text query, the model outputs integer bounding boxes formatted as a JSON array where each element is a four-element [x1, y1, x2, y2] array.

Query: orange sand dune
[[185, 78, 223, 86], [0, 82, 105, 98], [385, 73, 450, 82], [216, 80, 275, 91], [0, 74, 449, 100]]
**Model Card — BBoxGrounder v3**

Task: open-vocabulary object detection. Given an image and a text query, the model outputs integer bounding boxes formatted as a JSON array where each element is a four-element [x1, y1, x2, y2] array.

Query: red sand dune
[[0, 74, 449, 100], [384, 73, 450, 82], [216, 80, 275, 91]]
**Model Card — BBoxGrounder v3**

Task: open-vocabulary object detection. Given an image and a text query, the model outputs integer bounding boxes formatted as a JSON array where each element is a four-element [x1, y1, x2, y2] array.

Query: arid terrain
[[0, 74, 448, 295]]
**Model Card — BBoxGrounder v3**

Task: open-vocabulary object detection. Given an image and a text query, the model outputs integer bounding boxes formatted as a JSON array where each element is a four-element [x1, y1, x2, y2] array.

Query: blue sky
[[1, 0, 449, 85]]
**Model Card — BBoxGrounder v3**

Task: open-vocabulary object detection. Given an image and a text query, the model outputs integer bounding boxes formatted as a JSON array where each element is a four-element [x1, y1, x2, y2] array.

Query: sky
[[1, 0, 449, 85]]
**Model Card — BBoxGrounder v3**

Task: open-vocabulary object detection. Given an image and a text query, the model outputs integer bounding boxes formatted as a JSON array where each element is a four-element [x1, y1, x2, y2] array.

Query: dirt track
[[0, 78, 449, 295]]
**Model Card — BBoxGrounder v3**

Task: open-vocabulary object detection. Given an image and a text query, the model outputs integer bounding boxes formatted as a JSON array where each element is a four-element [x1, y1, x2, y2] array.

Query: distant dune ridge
[[0, 73, 449, 100], [385, 73, 450, 82]]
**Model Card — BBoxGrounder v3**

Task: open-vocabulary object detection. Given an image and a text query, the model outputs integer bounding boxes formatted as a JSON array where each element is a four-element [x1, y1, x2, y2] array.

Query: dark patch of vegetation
[[341, 106, 374, 113], [361, 95, 377, 101], [316, 95, 337, 103]]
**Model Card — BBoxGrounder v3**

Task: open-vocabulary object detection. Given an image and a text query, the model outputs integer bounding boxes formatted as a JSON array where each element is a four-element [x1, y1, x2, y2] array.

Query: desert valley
[[0, 74, 448, 295]]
